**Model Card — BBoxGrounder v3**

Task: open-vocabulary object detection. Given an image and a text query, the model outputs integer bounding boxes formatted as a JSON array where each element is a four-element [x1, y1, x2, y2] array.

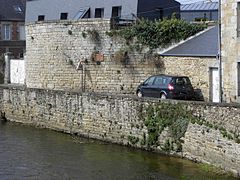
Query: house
[[181, 1, 218, 22], [221, 1, 240, 103], [0, 0, 26, 59], [159, 26, 220, 102], [25, 0, 180, 23]]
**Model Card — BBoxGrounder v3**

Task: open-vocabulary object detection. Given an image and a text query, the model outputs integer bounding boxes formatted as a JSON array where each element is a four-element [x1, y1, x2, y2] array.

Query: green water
[[0, 122, 236, 180]]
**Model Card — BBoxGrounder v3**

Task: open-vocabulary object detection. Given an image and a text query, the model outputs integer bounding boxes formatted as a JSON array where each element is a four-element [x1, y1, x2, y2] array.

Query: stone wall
[[26, 20, 216, 101], [0, 85, 239, 176], [221, 1, 239, 103], [163, 56, 217, 101]]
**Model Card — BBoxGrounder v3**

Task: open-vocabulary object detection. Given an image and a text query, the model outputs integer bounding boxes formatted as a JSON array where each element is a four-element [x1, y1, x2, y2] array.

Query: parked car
[[136, 75, 195, 100]]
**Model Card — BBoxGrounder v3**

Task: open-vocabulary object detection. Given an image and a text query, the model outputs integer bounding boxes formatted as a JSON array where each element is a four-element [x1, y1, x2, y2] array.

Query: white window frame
[[19, 24, 25, 40], [2, 24, 11, 40]]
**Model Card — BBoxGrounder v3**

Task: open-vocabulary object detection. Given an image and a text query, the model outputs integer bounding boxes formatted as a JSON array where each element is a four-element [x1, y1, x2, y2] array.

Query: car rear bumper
[[168, 91, 194, 100]]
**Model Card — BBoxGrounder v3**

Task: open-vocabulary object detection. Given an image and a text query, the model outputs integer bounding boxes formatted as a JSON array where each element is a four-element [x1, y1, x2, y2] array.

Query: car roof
[[150, 74, 189, 78]]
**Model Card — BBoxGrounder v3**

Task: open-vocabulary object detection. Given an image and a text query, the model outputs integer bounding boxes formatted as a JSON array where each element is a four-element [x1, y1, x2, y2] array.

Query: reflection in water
[[0, 122, 236, 179]]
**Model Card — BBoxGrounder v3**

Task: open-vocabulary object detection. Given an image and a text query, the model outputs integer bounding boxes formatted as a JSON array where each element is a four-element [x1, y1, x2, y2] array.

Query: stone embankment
[[0, 85, 239, 177]]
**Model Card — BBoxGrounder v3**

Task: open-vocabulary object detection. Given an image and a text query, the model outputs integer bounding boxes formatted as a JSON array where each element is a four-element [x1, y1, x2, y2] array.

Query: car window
[[175, 77, 191, 85], [144, 77, 155, 86], [162, 77, 168, 85], [153, 77, 162, 86]]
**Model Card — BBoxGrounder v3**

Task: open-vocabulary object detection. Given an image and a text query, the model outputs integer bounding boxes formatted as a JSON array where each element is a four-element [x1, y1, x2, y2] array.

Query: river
[[0, 122, 236, 180]]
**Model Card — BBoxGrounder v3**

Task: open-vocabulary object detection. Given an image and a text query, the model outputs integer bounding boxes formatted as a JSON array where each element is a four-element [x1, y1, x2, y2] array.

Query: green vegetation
[[128, 135, 139, 145], [82, 31, 87, 38], [198, 163, 233, 177], [87, 29, 100, 42], [191, 118, 240, 143], [141, 102, 240, 153], [143, 103, 195, 152], [107, 18, 206, 49]]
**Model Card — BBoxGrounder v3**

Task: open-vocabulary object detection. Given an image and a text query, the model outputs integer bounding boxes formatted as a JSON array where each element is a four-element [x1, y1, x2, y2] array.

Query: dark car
[[136, 75, 195, 100]]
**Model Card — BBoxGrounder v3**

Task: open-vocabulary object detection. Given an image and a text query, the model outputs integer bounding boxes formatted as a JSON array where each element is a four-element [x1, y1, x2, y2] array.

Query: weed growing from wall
[[82, 31, 87, 39], [142, 102, 240, 153], [87, 29, 100, 42], [113, 49, 129, 65], [143, 103, 194, 152]]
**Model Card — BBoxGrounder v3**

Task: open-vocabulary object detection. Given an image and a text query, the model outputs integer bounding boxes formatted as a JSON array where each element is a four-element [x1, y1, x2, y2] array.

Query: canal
[[0, 122, 236, 179]]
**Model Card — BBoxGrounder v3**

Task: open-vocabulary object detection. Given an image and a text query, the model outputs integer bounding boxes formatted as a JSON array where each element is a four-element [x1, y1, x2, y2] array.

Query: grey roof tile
[[161, 26, 218, 57], [0, 0, 26, 21], [181, 2, 218, 11]]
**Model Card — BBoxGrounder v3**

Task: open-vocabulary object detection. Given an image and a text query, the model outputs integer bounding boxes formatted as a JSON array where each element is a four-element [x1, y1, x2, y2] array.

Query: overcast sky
[[176, 0, 218, 4]]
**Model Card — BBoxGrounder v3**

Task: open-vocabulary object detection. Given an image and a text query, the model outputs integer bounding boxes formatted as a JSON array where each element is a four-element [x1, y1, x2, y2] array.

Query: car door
[[151, 76, 163, 97], [141, 76, 155, 97]]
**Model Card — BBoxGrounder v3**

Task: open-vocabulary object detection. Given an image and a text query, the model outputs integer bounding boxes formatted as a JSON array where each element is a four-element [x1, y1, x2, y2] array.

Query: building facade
[[181, 2, 218, 22], [0, 0, 26, 59], [25, 0, 180, 23], [221, 0, 240, 103]]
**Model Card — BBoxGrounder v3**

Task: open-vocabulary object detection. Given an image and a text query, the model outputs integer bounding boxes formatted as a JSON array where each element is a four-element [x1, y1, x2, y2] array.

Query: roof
[[0, 0, 26, 21], [181, 2, 218, 11], [160, 26, 218, 57]]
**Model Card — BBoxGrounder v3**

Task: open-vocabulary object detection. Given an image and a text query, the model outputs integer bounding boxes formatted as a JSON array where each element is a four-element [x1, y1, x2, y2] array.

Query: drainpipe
[[76, 60, 85, 93], [4, 52, 12, 84], [218, 0, 223, 103]]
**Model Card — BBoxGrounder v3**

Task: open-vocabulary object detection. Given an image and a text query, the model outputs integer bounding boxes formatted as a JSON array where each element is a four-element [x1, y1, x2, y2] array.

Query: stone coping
[[25, 19, 111, 26], [0, 84, 240, 108]]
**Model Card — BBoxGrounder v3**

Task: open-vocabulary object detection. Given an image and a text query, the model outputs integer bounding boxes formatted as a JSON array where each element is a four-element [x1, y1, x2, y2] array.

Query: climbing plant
[[144, 103, 194, 152], [107, 17, 207, 49], [142, 102, 240, 153]]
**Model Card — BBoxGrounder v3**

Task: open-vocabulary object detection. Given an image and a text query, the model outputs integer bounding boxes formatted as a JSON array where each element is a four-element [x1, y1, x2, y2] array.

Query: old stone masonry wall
[[26, 20, 216, 101], [0, 85, 239, 176]]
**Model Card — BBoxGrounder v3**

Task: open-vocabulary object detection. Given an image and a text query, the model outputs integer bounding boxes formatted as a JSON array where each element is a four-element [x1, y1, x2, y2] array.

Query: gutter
[[160, 54, 217, 58]]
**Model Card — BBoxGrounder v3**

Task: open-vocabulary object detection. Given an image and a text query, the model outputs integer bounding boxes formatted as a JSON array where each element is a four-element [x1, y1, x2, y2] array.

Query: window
[[175, 77, 191, 85], [95, 8, 104, 18], [60, 13, 68, 20], [144, 77, 155, 86], [111, 6, 122, 18], [19, 25, 25, 40], [2, 24, 11, 40], [38, 15, 45, 21], [153, 77, 162, 86], [238, 2, 240, 37]]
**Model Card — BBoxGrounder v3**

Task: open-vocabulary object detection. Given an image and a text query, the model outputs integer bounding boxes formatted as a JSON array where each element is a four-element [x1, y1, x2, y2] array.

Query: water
[[0, 122, 236, 180]]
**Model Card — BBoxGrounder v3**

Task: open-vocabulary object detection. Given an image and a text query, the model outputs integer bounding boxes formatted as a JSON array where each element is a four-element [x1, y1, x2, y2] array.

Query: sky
[[176, 0, 218, 4]]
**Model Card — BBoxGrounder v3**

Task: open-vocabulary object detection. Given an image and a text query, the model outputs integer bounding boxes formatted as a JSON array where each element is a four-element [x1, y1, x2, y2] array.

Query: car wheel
[[160, 93, 167, 99], [137, 90, 143, 97]]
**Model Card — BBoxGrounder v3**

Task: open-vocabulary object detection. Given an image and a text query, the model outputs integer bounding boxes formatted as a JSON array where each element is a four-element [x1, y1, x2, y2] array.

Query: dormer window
[[13, 5, 22, 13]]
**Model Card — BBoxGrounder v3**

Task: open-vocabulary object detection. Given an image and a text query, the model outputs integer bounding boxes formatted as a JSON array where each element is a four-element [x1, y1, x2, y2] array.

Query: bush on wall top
[[107, 17, 207, 49]]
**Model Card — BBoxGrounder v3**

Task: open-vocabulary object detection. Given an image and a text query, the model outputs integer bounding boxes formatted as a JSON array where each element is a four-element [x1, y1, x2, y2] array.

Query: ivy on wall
[[107, 18, 207, 49], [139, 103, 240, 154], [143, 103, 193, 152]]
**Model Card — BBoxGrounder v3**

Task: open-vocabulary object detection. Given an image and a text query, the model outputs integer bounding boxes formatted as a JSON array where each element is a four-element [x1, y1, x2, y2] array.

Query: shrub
[[108, 17, 206, 49]]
